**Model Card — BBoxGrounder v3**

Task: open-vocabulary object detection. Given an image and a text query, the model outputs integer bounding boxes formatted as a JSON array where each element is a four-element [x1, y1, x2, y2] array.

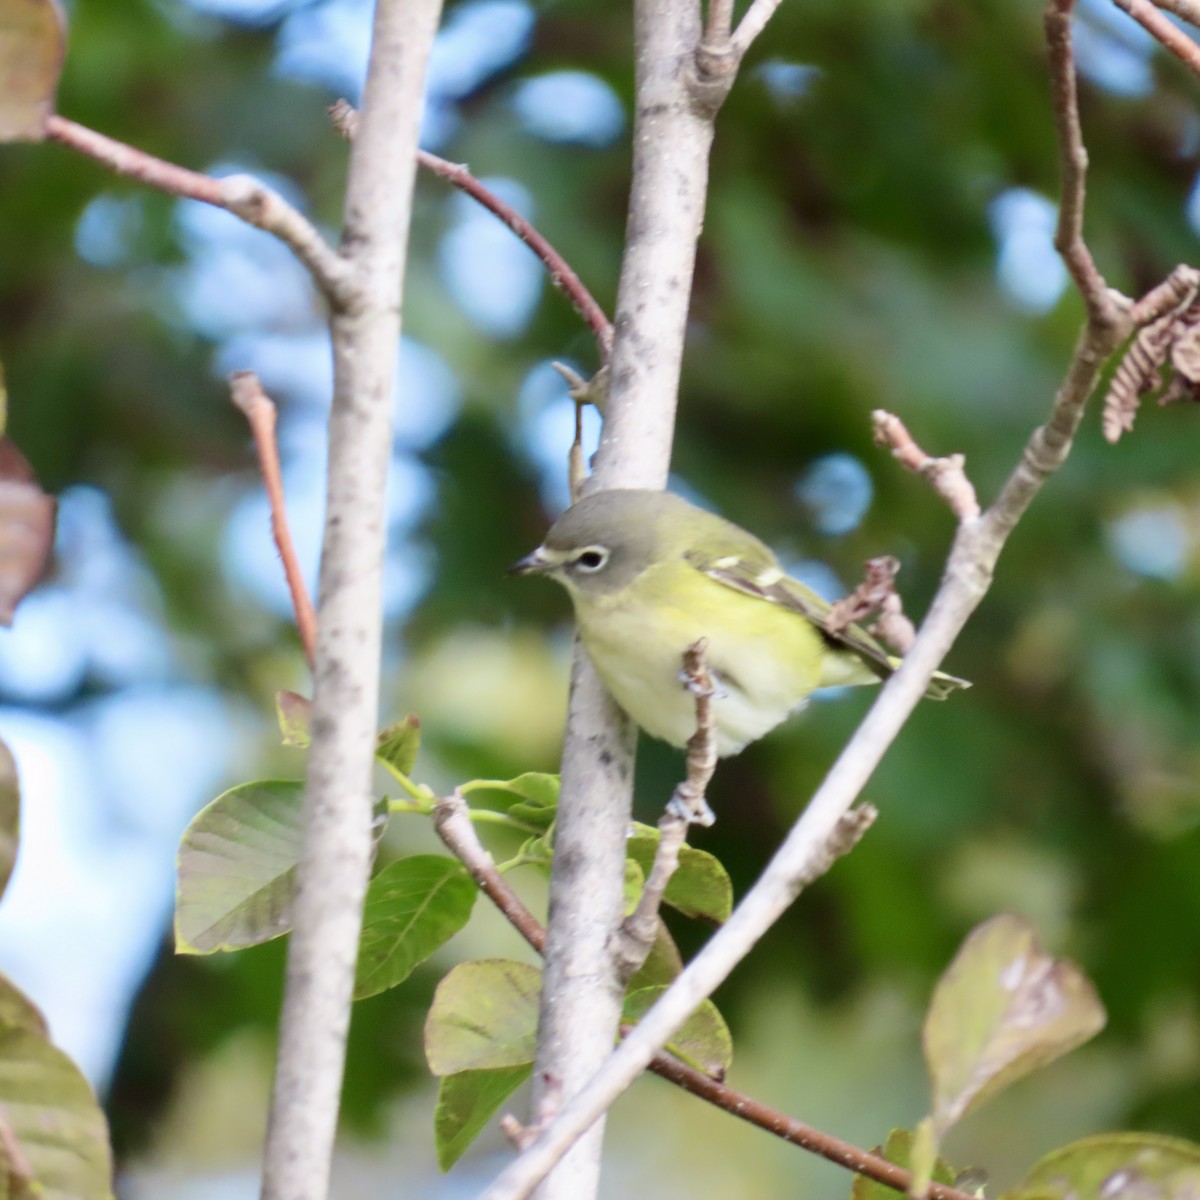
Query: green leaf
[[0, 736, 18, 902], [626, 823, 733, 923], [0, 971, 45, 1039], [1009, 1133, 1200, 1200], [462, 774, 559, 828], [623, 857, 644, 916], [850, 1127, 957, 1200], [434, 1066, 531, 1172], [175, 780, 305, 954], [275, 691, 311, 748], [0, 974, 113, 1200], [0, 0, 65, 141], [924, 914, 1106, 1137], [425, 959, 541, 1076], [623, 987, 733, 1078], [908, 1117, 941, 1200], [376, 716, 421, 781], [354, 856, 477, 1000]]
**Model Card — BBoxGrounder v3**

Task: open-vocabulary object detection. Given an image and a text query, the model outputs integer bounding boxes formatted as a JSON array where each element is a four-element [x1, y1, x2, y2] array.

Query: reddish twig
[[1044, 0, 1114, 315], [229, 372, 318, 669], [872, 412, 981, 522], [1112, 0, 1200, 75], [1130, 264, 1200, 327], [45, 115, 351, 304], [1153, 0, 1200, 28], [552, 361, 610, 502], [433, 790, 954, 1198], [434, 790, 547, 954], [329, 100, 613, 360]]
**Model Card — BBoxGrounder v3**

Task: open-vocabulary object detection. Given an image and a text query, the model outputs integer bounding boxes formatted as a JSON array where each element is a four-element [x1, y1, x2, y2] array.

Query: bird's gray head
[[510, 489, 693, 596]]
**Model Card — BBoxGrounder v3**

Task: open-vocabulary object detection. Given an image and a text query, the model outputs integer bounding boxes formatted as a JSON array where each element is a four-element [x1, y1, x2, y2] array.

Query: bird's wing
[[685, 546, 970, 698]]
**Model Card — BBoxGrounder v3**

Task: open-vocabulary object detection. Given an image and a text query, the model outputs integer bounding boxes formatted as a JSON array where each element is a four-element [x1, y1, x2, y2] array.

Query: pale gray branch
[[528, 1, 732, 1196], [258, 2, 444, 1198], [731, 0, 788, 56]]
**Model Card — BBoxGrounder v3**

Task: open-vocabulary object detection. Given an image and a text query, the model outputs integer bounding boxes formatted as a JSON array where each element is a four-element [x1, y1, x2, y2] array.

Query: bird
[[510, 488, 968, 757]]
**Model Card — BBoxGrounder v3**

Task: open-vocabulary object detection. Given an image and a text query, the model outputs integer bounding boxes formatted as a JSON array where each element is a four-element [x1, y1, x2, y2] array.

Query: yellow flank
[[568, 557, 838, 755]]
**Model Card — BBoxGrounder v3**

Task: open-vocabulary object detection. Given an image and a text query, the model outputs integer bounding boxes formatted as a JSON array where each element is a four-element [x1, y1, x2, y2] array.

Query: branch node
[[872, 411, 980, 522], [499, 1113, 540, 1152], [797, 804, 878, 889]]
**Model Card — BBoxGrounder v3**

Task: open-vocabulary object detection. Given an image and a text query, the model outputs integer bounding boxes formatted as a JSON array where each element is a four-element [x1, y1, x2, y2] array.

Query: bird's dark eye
[[574, 547, 608, 572]]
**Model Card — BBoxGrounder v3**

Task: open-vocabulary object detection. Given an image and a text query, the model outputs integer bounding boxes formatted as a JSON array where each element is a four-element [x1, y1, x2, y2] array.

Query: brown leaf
[[0, 437, 55, 625], [0, 0, 66, 141]]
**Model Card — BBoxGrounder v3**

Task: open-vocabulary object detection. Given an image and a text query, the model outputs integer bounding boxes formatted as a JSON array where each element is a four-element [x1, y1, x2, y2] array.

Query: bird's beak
[[508, 546, 552, 576]]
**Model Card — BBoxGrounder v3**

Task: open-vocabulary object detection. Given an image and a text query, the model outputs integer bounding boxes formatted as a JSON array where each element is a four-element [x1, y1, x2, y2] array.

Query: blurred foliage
[[4, 0, 1200, 1195]]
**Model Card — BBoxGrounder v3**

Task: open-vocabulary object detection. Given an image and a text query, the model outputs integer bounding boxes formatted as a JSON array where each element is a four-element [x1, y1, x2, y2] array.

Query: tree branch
[[1112, 0, 1200, 75], [731, 0, 788, 57], [229, 372, 318, 669], [872, 412, 980, 523], [528, 1, 737, 1193], [44, 115, 352, 305], [1152, 0, 1200, 29], [329, 100, 613, 359], [258, 3, 444, 1198], [1044, 0, 1115, 316]]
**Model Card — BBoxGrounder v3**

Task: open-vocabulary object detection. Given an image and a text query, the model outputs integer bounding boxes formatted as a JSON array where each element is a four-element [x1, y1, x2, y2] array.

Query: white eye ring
[[573, 546, 609, 572]]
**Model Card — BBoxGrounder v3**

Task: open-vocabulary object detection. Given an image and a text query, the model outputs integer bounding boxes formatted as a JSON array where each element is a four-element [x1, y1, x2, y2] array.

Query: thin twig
[[695, 0, 740, 94], [434, 790, 546, 953], [330, 100, 613, 360], [433, 789, 969, 1200], [872, 412, 981, 523], [731, 0, 788, 57], [705, 0, 736, 44], [669, 639, 720, 826], [1044, 0, 1114, 316], [44, 115, 352, 305], [1112, 0, 1200, 75], [613, 641, 719, 979], [1130, 264, 1200, 326], [418, 150, 613, 358], [1153, 0, 1200, 29], [552, 361, 609, 502], [229, 372, 319, 669]]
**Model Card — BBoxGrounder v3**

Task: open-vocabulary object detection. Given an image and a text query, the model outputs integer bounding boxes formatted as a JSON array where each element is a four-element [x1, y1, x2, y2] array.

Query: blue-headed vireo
[[511, 489, 968, 756]]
